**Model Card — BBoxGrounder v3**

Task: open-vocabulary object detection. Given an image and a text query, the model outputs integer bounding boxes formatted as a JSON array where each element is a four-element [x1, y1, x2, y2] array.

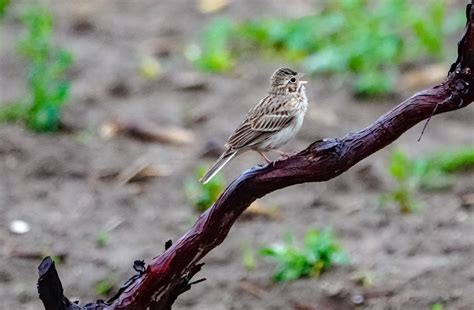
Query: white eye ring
[[290, 77, 296, 83]]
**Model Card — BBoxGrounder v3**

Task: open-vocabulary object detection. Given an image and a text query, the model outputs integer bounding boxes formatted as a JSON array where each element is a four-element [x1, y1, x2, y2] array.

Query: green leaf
[[192, 17, 235, 72], [95, 278, 115, 296], [260, 229, 347, 282], [431, 303, 443, 310], [433, 147, 474, 173], [96, 231, 109, 248], [241, 243, 256, 270], [0, 0, 10, 18], [27, 106, 60, 132], [185, 166, 225, 212], [259, 247, 278, 257], [6, 5, 73, 133], [354, 70, 395, 97], [192, 0, 461, 96], [389, 150, 410, 182], [0, 102, 27, 123], [305, 48, 347, 73]]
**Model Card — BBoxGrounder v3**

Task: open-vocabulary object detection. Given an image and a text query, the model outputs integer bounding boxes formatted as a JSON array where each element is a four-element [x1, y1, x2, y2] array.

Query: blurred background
[[0, 0, 473, 309]]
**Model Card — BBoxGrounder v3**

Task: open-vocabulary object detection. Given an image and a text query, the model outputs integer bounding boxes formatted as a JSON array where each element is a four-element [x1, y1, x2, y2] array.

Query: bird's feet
[[257, 151, 272, 164], [257, 150, 297, 166], [271, 149, 297, 160]]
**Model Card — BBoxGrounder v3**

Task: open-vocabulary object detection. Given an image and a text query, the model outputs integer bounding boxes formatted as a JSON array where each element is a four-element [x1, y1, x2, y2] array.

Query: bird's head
[[269, 67, 307, 94]]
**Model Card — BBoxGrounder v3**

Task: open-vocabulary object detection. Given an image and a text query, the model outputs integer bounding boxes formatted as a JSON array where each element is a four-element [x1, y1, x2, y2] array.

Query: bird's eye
[[290, 77, 296, 83]]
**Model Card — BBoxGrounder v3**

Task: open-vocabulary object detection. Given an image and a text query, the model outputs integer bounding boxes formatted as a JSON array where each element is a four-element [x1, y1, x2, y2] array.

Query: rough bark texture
[[38, 3, 474, 310]]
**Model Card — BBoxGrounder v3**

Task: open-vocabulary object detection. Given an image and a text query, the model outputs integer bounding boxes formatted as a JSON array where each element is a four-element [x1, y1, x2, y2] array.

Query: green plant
[[185, 166, 225, 212], [381, 150, 421, 213], [0, 5, 73, 132], [260, 229, 348, 282], [382, 147, 474, 212], [421, 146, 474, 173], [241, 242, 256, 271], [185, 17, 234, 73], [96, 231, 109, 248], [351, 270, 374, 288], [431, 303, 444, 310], [414, 146, 474, 190], [0, 0, 10, 18], [137, 55, 162, 80], [189, 0, 463, 96], [49, 255, 63, 265], [95, 278, 115, 296]]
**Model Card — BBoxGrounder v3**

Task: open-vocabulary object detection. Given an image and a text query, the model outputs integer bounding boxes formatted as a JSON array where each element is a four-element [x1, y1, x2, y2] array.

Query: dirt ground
[[1, 1, 473, 309]]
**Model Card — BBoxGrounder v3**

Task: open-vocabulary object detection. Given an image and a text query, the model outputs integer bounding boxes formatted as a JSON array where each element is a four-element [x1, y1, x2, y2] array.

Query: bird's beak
[[298, 73, 307, 84]]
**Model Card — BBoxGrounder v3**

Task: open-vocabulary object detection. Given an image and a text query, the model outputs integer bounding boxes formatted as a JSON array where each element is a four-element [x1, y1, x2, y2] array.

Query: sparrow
[[200, 67, 308, 184]]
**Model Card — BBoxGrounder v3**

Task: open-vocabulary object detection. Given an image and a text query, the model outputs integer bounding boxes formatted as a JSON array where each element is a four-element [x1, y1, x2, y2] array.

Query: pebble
[[9, 220, 30, 234]]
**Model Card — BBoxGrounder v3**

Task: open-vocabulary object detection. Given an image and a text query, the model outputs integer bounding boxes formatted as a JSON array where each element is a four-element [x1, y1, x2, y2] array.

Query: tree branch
[[38, 2, 474, 309]]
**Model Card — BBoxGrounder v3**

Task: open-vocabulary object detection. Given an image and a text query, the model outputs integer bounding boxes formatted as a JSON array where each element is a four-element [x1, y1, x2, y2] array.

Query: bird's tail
[[200, 150, 237, 184]]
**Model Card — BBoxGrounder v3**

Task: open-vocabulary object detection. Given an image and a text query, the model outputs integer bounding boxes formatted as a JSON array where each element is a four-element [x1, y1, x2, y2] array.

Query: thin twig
[[417, 101, 440, 141]]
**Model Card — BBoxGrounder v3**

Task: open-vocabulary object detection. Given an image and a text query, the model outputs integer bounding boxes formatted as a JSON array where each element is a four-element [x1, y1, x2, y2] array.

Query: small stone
[[322, 282, 345, 298], [351, 293, 365, 305], [0, 270, 12, 282], [138, 56, 162, 80], [384, 244, 396, 255], [460, 192, 474, 210], [5, 155, 18, 169], [172, 72, 208, 91], [108, 80, 131, 98], [198, 0, 228, 13], [71, 18, 95, 34], [9, 220, 30, 234], [450, 289, 463, 299], [455, 211, 468, 223]]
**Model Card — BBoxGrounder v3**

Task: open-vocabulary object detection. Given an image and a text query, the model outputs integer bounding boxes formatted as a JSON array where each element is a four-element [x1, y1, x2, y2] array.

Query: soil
[[0, 1, 473, 310]]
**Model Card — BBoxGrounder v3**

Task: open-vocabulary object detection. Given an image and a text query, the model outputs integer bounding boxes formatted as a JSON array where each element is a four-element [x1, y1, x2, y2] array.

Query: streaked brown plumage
[[200, 67, 308, 184]]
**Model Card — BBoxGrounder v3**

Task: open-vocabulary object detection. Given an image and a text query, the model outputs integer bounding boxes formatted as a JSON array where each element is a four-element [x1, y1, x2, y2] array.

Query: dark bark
[[38, 3, 474, 309], [38, 257, 106, 310], [37, 257, 68, 310]]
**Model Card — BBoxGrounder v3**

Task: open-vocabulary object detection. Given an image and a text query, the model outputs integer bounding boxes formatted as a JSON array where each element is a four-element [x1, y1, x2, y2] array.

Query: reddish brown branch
[[38, 2, 474, 309]]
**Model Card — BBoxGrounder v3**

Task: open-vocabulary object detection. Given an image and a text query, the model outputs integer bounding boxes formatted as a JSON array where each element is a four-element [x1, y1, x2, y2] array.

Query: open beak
[[297, 73, 307, 84]]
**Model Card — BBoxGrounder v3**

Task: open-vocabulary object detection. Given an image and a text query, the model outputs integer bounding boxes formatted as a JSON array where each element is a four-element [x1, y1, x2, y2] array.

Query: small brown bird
[[200, 67, 308, 184]]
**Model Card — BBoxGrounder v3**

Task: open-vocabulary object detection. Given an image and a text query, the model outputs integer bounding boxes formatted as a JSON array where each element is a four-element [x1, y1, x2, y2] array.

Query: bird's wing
[[250, 95, 300, 131], [250, 110, 296, 131], [226, 122, 268, 149], [226, 95, 299, 149]]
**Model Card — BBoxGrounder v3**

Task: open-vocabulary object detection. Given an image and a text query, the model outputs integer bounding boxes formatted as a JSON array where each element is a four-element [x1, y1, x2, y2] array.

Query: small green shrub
[[241, 242, 256, 271], [0, 0, 10, 18], [260, 229, 348, 282], [382, 147, 474, 213], [431, 303, 444, 310], [0, 6, 73, 132], [96, 231, 109, 248], [185, 166, 225, 212], [95, 278, 115, 296], [381, 150, 421, 213], [189, 0, 463, 96], [186, 17, 234, 73], [423, 146, 474, 174]]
